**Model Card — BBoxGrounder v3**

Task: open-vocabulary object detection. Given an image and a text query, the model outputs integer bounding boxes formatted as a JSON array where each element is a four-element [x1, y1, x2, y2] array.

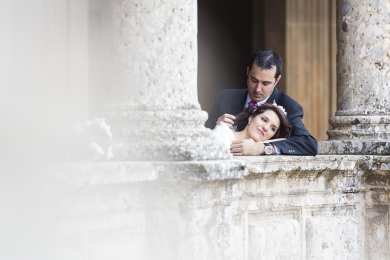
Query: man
[[205, 50, 317, 156]]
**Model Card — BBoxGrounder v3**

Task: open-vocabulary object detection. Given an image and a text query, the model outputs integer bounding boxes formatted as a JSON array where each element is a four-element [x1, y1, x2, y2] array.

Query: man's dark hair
[[248, 50, 283, 79]]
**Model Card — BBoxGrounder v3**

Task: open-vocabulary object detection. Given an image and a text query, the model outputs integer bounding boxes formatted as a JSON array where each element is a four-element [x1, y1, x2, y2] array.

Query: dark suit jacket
[[205, 88, 318, 156]]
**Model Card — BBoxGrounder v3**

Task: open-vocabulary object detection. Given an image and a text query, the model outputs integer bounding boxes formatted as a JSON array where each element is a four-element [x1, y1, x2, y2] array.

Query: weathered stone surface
[[365, 206, 388, 259], [100, 0, 230, 161], [306, 216, 357, 259], [103, 109, 233, 161], [248, 220, 300, 259], [335, 0, 390, 116], [103, 0, 199, 110], [52, 1, 390, 260], [56, 155, 390, 259], [323, 0, 390, 154], [319, 140, 390, 155], [56, 159, 247, 186]]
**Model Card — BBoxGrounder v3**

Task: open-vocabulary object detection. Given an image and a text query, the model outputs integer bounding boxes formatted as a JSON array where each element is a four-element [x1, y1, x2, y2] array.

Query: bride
[[213, 103, 291, 155]]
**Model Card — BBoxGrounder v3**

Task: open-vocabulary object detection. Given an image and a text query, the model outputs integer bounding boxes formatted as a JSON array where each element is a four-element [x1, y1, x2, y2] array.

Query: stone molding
[[56, 159, 247, 186], [319, 140, 390, 155], [328, 115, 390, 139], [58, 155, 390, 183]]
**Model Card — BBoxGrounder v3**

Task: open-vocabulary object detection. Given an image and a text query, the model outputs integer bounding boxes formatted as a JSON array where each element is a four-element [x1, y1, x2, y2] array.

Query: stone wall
[[55, 155, 390, 259]]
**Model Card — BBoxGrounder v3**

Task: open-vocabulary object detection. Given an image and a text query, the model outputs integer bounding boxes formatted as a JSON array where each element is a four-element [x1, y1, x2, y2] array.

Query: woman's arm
[[230, 139, 287, 156]]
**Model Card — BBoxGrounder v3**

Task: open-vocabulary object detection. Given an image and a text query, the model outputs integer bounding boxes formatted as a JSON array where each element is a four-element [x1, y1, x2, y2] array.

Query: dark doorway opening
[[197, 0, 286, 114]]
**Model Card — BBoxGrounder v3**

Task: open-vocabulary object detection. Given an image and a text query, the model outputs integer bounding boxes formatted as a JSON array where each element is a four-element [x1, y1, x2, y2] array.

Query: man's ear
[[246, 67, 249, 76], [275, 75, 282, 85]]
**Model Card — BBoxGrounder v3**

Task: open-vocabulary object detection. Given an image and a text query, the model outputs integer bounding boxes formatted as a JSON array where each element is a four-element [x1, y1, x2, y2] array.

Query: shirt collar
[[244, 93, 269, 109]]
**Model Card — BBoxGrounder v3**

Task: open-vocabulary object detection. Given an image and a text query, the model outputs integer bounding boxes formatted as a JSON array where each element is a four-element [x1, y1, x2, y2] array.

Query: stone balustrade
[[55, 155, 390, 259], [52, 1, 390, 259]]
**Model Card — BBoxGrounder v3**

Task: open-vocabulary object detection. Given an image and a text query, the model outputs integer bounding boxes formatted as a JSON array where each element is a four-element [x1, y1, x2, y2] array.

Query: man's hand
[[216, 114, 236, 129], [230, 139, 265, 156]]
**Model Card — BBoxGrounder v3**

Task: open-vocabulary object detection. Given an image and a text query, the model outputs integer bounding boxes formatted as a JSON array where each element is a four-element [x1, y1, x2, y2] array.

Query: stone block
[[248, 219, 300, 259], [306, 216, 357, 259], [365, 206, 389, 259]]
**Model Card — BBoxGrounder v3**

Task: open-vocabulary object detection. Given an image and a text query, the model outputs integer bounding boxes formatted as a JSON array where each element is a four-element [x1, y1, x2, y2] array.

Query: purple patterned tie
[[248, 100, 258, 110]]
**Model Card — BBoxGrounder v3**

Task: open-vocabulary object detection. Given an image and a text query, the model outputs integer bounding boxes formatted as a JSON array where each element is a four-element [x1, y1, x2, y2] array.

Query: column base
[[327, 115, 390, 139], [318, 140, 390, 155], [102, 108, 232, 161], [321, 115, 390, 155]]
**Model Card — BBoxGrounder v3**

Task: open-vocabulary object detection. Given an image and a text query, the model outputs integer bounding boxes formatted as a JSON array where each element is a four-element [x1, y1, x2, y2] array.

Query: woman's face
[[247, 110, 280, 141]]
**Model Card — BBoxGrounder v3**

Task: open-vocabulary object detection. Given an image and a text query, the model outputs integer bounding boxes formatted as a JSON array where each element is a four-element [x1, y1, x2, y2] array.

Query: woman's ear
[[248, 115, 254, 125]]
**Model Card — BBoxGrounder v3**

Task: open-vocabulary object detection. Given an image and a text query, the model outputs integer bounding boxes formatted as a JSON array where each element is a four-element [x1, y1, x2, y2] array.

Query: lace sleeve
[[212, 122, 236, 148]]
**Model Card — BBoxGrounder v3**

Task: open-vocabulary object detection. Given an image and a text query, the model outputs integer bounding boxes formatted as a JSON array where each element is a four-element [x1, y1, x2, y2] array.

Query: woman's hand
[[217, 114, 236, 129], [230, 138, 264, 156]]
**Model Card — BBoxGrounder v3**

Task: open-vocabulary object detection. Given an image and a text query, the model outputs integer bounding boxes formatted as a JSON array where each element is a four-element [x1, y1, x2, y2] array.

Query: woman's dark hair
[[235, 103, 291, 139]]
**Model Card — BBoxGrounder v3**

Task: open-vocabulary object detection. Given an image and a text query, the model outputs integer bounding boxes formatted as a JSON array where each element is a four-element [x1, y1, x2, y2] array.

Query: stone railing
[[52, 3, 390, 259], [55, 154, 390, 259]]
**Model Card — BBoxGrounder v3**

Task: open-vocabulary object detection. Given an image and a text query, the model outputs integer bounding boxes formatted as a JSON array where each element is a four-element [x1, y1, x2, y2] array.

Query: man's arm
[[230, 132, 317, 156], [206, 89, 247, 129], [230, 100, 318, 156], [271, 102, 317, 156], [271, 128, 318, 156], [205, 92, 236, 129]]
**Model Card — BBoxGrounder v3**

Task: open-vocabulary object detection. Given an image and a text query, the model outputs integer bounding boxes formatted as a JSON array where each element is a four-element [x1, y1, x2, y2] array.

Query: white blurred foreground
[[0, 0, 97, 258], [2, 1, 390, 259]]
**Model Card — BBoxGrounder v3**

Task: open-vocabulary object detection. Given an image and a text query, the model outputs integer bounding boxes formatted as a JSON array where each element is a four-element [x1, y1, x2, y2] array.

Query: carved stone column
[[320, 0, 390, 154], [101, 0, 228, 161]]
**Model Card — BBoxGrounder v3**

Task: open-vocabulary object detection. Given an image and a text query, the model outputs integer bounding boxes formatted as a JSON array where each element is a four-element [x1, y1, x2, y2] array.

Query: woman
[[213, 103, 291, 155], [234, 102, 291, 141]]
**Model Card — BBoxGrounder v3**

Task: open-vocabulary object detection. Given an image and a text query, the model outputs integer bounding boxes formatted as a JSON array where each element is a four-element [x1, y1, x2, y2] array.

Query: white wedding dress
[[211, 122, 236, 157]]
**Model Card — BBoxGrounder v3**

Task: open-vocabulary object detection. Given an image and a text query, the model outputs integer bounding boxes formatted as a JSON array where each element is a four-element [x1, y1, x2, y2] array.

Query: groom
[[205, 49, 317, 156]]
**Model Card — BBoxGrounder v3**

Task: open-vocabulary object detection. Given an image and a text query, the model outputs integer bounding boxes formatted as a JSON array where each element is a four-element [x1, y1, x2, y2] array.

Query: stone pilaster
[[101, 0, 228, 161], [320, 0, 390, 154]]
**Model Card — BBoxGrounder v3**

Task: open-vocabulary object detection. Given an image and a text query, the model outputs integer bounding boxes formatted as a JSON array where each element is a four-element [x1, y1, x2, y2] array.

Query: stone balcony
[[55, 153, 390, 259], [3, 0, 390, 259]]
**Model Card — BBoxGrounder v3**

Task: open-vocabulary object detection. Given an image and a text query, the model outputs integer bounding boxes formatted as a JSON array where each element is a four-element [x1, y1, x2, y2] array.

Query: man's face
[[246, 64, 281, 102]]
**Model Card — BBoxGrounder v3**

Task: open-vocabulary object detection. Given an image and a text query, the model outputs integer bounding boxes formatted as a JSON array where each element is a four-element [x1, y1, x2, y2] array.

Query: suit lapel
[[266, 87, 280, 105], [235, 89, 248, 112], [225, 89, 248, 114]]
